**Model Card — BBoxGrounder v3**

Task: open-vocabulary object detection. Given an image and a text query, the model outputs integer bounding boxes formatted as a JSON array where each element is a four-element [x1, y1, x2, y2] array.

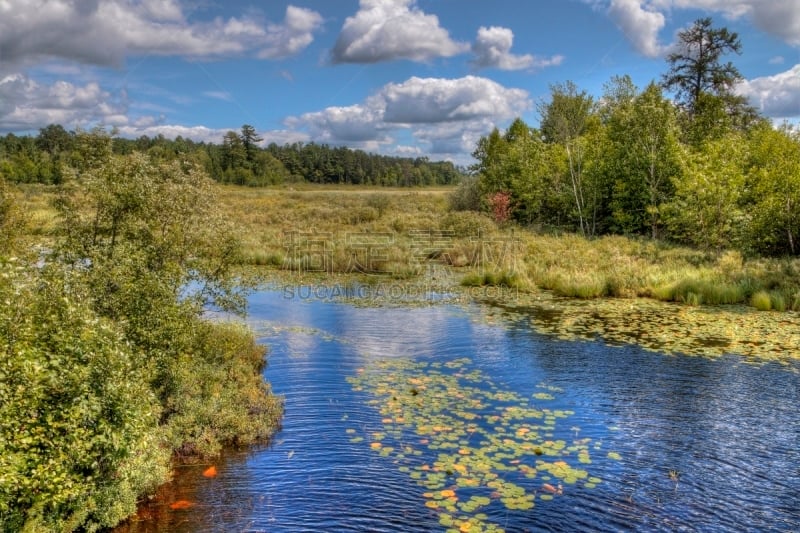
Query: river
[[119, 287, 800, 532]]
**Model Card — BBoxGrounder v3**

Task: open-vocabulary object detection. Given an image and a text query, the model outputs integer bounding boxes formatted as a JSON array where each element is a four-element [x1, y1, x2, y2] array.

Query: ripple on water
[[118, 290, 800, 533]]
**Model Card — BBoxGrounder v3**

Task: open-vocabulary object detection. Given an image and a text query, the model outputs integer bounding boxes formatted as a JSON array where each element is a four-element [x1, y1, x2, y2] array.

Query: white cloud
[[287, 75, 531, 161], [600, 0, 800, 56], [412, 120, 497, 156], [661, 0, 800, 44], [330, 0, 468, 63], [0, 1, 323, 69], [748, 0, 800, 46], [115, 124, 227, 143], [0, 73, 128, 131], [258, 6, 325, 60], [286, 101, 388, 143], [737, 64, 800, 119], [471, 26, 563, 71], [380, 76, 531, 124], [607, 0, 667, 58], [769, 56, 785, 65]]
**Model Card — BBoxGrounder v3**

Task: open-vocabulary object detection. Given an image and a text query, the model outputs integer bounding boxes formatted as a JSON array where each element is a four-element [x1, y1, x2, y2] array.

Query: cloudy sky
[[1, 0, 798, 164]]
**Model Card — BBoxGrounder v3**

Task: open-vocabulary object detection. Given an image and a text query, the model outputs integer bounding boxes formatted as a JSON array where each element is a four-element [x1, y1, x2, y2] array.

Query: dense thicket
[[0, 124, 463, 187], [467, 19, 800, 257], [0, 130, 282, 532]]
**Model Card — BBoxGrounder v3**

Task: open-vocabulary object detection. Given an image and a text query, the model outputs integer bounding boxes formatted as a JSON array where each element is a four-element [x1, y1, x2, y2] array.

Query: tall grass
[[15, 183, 800, 312]]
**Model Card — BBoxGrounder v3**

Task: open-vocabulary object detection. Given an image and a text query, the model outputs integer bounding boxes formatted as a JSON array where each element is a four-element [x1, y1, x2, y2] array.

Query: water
[[120, 289, 800, 532]]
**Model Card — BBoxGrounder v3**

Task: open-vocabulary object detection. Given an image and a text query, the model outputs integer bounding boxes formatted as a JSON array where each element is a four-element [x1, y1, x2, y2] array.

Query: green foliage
[[744, 124, 800, 255], [539, 82, 598, 236], [163, 322, 283, 459], [606, 82, 681, 238], [0, 130, 283, 531], [0, 177, 25, 255], [0, 263, 169, 532], [662, 18, 744, 116], [0, 124, 464, 188], [665, 135, 747, 250]]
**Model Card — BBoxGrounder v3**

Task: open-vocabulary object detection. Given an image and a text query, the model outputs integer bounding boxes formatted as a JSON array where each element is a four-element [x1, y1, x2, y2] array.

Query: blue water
[[122, 289, 800, 532]]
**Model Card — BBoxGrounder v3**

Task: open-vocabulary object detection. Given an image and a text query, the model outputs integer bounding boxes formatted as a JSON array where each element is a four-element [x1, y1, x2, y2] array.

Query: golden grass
[[14, 183, 800, 312]]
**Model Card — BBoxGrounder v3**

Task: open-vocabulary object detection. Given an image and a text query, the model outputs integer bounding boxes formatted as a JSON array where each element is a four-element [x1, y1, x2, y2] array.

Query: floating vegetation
[[347, 357, 620, 532], [480, 292, 800, 364]]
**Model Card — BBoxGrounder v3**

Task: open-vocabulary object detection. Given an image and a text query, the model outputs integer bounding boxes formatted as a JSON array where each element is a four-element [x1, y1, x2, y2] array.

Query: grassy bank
[[15, 183, 800, 312], [205, 184, 800, 312]]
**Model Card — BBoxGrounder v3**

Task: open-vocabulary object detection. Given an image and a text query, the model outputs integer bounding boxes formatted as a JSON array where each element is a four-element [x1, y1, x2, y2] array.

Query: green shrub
[[0, 264, 170, 532], [449, 176, 482, 212], [750, 290, 772, 311], [461, 270, 523, 289], [163, 322, 283, 460], [0, 178, 25, 255]]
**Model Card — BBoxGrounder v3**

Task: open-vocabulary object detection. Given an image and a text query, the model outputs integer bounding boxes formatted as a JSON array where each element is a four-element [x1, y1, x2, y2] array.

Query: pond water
[[121, 288, 800, 532]]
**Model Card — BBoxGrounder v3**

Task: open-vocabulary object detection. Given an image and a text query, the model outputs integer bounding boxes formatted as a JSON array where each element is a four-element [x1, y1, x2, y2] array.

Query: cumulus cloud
[[607, 0, 667, 58], [116, 124, 309, 147], [0, 1, 323, 69], [258, 6, 325, 59], [330, 0, 468, 63], [0, 73, 128, 131], [285, 101, 388, 143], [380, 76, 531, 123], [471, 26, 564, 71], [115, 124, 228, 143], [287, 75, 531, 159], [737, 64, 800, 119], [600, 0, 800, 56], [660, 0, 800, 44]]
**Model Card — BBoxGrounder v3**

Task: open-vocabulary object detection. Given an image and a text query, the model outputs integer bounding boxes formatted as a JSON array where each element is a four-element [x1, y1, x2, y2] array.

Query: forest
[[463, 18, 800, 257], [0, 124, 463, 188]]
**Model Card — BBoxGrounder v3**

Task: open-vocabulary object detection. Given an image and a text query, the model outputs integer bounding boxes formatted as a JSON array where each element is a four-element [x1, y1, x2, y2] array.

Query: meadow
[[200, 184, 800, 312], [17, 182, 800, 312]]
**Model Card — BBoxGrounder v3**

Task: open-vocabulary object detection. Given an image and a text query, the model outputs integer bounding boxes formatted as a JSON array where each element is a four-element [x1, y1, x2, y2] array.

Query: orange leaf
[[202, 466, 217, 478], [169, 500, 194, 510]]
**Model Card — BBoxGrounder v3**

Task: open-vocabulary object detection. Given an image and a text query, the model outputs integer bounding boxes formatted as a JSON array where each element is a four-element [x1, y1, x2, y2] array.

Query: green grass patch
[[750, 290, 772, 311]]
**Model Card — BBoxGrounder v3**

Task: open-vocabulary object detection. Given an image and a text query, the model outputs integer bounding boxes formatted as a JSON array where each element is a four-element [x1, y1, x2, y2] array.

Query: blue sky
[[1, 0, 798, 165]]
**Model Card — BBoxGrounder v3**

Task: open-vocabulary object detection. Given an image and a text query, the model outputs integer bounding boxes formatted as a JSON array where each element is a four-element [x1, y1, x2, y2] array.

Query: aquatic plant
[[347, 357, 620, 532]]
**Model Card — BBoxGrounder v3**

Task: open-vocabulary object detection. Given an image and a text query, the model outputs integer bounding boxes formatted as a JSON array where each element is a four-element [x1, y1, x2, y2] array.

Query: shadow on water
[[118, 288, 800, 533]]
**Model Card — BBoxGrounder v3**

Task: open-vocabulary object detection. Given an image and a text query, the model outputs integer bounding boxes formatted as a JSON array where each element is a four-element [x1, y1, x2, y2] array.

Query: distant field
[[15, 182, 800, 316]]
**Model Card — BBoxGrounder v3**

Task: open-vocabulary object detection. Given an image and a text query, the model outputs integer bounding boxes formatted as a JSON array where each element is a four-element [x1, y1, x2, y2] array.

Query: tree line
[[0, 124, 463, 187], [466, 18, 800, 256]]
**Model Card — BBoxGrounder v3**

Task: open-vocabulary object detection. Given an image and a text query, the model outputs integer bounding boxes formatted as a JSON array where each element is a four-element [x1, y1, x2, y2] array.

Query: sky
[[1, 0, 798, 165]]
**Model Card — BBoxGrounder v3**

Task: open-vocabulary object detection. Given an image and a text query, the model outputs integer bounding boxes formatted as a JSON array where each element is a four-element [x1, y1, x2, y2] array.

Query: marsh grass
[[15, 183, 800, 312], [750, 291, 773, 311]]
